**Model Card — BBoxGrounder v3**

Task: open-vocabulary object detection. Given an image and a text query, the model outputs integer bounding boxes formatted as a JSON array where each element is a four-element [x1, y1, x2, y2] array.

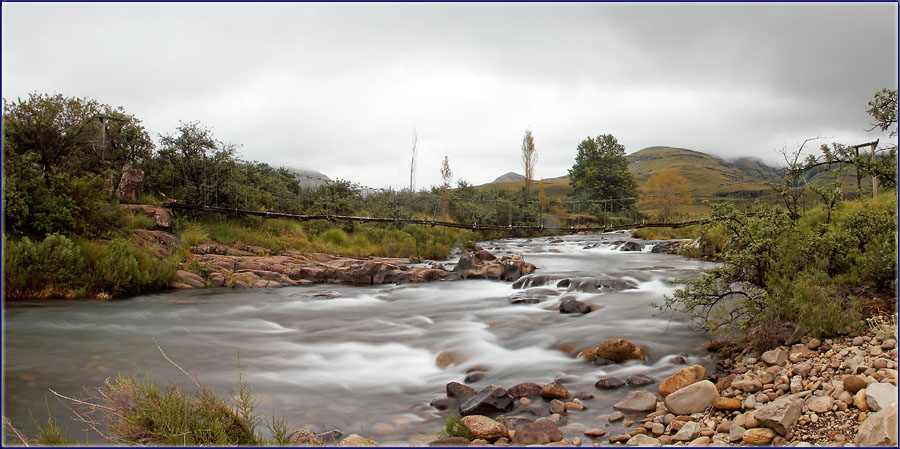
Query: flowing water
[[3, 232, 717, 445]]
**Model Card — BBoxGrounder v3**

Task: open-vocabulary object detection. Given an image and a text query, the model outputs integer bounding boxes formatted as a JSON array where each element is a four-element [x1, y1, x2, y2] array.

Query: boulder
[[338, 434, 377, 446], [429, 437, 472, 446], [663, 380, 718, 415], [116, 166, 144, 202], [742, 428, 776, 445], [619, 241, 643, 251], [559, 298, 591, 314], [613, 390, 658, 412], [625, 434, 662, 446], [594, 338, 646, 363], [512, 420, 563, 445], [761, 348, 788, 366], [595, 376, 626, 389], [671, 421, 701, 441], [541, 381, 571, 400], [120, 204, 175, 231], [508, 382, 543, 398], [460, 385, 514, 416], [659, 365, 705, 397], [854, 404, 898, 446], [713, 397, 743, 411], [626, 374, 654, 387], [461, 415, 507, 441], [843, 375, 867, 393], [865, 383, 898, 412], [753, 397, 802, 435], [806, 395, 834, 414], [429, 397, 456, 411]]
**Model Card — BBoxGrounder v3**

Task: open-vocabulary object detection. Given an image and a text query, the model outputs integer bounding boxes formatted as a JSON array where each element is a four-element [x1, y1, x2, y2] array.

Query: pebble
[[609, 412, 624, 422]]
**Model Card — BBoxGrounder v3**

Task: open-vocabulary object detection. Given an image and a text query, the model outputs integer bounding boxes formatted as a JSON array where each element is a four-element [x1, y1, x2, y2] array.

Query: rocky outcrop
[[453, 250, 536, 281], [116, 166, 144, 202]]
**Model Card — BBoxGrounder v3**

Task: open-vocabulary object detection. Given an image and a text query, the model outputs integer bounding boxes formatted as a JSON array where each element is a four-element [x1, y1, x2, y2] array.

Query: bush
[[3, 233, 86, 298], [659, 196, 896, 348], [440, 413, 470, 440]]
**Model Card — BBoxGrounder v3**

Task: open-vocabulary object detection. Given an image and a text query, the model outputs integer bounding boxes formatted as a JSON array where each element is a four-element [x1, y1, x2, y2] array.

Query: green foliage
[[440, 413, 471, 439], [567, 134, 638, 212], [660, 196, 897, 346], [3, 233, 86, 298]]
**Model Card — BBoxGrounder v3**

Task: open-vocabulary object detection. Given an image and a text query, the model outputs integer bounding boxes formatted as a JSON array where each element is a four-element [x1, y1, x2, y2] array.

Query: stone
[[609, 435, 631, 444], [663, 380, 718, 415], [436, 350, 467, 368], [761, 348, 789, 366], [461, 415, 508, 441], [843, 375, 867, 393], [584, 428, 606, 437], [429, 437, 471, 446], [541, 381, 571, 400], [625, 434, 662, 446], [549, 399, 566, 415], [508, 382, 542, 398], [754, 397, 802, 435], [742, 428, 776, 445], [688, 436, 710, 446], [609, 411, 625, 422], [807, 396, 834, 414], [120, 204, 175, 231], [338, 434, 377, 446], [594, 338, 646, 363], [854, 389, 869, 411], [626, 374, 654, 387], [595, 376, 626, 389], [671, 421, 701, 441], [854, 404, 898, 446], [460, 385, 514, 416], [560, 298, 591, 314], [429, 397, 456, 410], [808, 338, 822, 350], [865, 383, 898, 412], [613, 390, 659, 412], [852, 336, 865, 346], [659, 365, 706, 397], [512, 420, 563, 445], [728, 425, 745, 443], [116, 166, 144, 202], [713, 397, 743, 411], [564, 401, 585, 411], [288, 429, 320, 446], [447, 381, 476, 399]]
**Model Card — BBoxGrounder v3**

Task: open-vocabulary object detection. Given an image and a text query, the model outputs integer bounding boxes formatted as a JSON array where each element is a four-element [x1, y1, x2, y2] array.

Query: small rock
[[761, 348, 789, 366], [460, 385, 514, 416], [584, 428, 606, 437], [609, 411, 625, 422], [728, 425, 745, 442], [754, 397, 802, 435], [549, 399, 566, 415], [625, 434, 662, 446], [614, 390, 659, 412], [663, 380, 718, 415], [511, 419, 562, 445], [627, 374, 655, 387], [742, 427, 776, 445], [508, 382, 543, 398], [714, 397, 742, 411], [688, 436, 711, 446], [808, 338, 822, 350], [843, 375, 867, 393], [338, 434, 378, 446], [541, 381, 571, 400], [672, 421, 701, 441], [807, 396, 834, 413], [595, 376, 626, 389], [854, 389, 869, 411]]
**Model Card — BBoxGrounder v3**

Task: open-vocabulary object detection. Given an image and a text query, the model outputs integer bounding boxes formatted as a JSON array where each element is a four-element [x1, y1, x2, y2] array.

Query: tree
[[521, 129, 537, 195], [567, 134, 638, 212], [439, 156, 453, 218], [639, 169, 692, 222], [866, 88, 898, 138]]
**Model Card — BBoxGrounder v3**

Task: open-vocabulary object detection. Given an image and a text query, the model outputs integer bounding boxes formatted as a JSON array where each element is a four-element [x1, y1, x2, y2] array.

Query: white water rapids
[[3, 232, 717, 445]]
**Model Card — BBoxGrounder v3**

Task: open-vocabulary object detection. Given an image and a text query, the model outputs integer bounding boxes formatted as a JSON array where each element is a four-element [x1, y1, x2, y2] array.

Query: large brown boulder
[[659, 365, 706, 397], [116, 166, 144, 202], [460, 415, 507, 441], [854, 404, 898, 446], [593, 338, 646, 363], [512, 420, 563, 445]]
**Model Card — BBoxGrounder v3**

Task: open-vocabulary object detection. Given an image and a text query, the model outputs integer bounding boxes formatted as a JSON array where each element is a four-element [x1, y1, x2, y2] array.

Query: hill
[[478, 146, 773, 200], [492, 172, 525, 183], [284, 167, 332, 188]]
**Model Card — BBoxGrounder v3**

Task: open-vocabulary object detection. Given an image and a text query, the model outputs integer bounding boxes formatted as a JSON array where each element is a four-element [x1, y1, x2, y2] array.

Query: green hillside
[[478, 146, 774, 200]]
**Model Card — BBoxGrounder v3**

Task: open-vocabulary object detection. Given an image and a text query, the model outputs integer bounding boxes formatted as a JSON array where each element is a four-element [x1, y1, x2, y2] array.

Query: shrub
[[440, 413, 470, 439], [3, 233, 86, 298], [317, 228, 351, 248]]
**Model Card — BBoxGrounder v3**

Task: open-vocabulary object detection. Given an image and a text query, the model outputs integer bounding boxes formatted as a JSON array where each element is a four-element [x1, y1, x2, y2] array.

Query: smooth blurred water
[[3, 232, 717, 445]]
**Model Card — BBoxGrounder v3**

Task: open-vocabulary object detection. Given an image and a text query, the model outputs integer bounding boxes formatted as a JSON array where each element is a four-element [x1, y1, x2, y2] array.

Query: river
[[3, 232, 717, 445]]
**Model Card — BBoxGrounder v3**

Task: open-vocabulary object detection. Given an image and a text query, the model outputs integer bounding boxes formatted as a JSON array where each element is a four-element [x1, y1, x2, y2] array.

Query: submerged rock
[[460, 385, 514, 416]]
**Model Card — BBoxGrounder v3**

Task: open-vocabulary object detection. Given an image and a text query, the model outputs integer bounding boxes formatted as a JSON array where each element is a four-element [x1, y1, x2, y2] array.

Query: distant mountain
[[284, 168, 332, 188], [730, 157, 784, 184], [492, 172, 525, 183]]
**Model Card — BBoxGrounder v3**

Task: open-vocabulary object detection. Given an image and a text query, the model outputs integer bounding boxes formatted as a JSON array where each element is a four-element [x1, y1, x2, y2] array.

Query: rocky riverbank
[[171, 243, 536, 289], [323, 329, 897, 447]]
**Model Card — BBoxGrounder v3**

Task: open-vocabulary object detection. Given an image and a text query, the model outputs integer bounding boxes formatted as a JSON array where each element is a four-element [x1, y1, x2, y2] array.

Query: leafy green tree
[[567, 134, 638, 212]]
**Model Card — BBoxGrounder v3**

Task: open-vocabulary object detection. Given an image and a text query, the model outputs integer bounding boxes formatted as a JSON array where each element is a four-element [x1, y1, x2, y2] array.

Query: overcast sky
[[3, 3, 897, 189]]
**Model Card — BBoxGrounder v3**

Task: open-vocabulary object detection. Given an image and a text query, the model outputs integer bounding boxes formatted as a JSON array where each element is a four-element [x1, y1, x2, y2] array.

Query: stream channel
[[4, 232, 718, 445]]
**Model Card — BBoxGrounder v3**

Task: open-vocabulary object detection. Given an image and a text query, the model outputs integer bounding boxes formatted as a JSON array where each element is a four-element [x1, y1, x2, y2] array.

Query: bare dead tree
[[409, 128, 418, 193]]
